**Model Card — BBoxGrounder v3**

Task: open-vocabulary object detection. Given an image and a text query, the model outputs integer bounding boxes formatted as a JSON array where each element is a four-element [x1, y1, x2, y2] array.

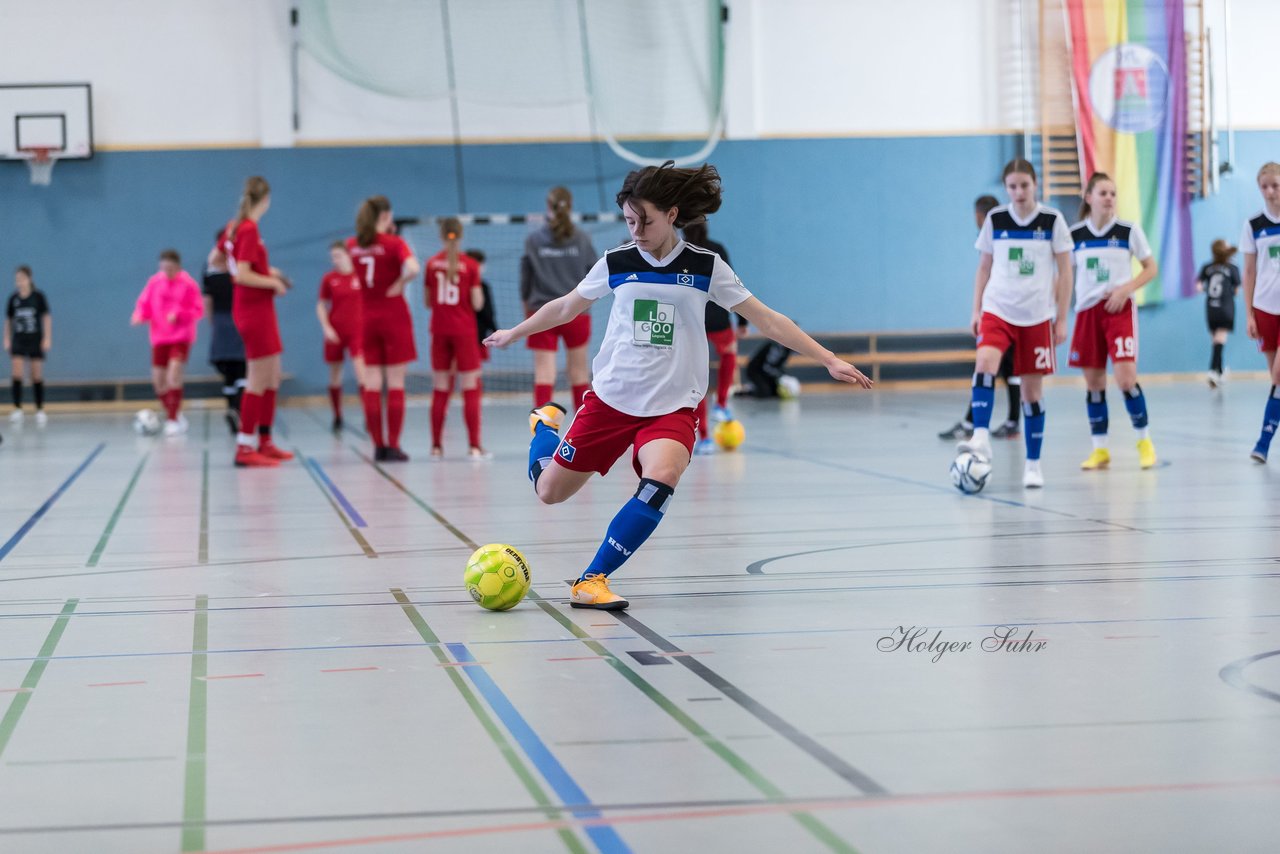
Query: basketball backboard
[[1, 83, 94, 160]]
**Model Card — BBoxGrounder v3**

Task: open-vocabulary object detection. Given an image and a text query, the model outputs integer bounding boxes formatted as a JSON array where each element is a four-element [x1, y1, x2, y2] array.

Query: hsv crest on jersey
[[558, 440, 576, 462]]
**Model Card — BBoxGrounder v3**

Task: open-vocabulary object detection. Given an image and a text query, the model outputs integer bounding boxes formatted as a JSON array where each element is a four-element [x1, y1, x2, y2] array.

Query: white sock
[[1025, 458, 1041, 472], [1092, 434, 1109, 450], [1135, 427, 1150, 441], [972, 427, 991, 442]]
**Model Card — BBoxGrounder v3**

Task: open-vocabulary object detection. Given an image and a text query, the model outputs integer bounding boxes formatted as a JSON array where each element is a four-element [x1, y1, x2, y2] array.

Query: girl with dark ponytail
[[519, 186, 598, 410], [485, 161, 872, 610]]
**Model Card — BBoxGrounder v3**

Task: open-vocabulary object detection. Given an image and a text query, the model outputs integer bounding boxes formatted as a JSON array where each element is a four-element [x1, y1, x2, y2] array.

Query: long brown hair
[[547, 186, 575, 242], [356, 195, 391, 247], [1078, 172, 1113, 220], [440, 216, 463, 283], [229, 176, 270, 238], [616, 161, 722, 228]]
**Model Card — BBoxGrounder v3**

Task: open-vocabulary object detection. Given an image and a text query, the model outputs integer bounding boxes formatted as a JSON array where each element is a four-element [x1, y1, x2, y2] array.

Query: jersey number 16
[[435, 272, 460, 306]]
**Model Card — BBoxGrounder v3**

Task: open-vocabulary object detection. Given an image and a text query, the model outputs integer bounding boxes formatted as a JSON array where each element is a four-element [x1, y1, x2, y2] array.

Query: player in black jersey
[[683, 223, 745, 452], [204, 230, 247, 434], [1196, 239, 1241, 388], [939, 196, 1020, 439], [5, 266, 52, 426]]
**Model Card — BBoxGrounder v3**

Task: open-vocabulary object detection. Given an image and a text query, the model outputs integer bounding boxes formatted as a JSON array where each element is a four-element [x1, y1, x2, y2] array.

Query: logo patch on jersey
[[1270, 245, 1280, 262], [1009, 247, 1035, 276], [633, 300, 675, 346], [557, 440, 576, 462], [625, 273, 639, 282], [1086, 257, 1110, 283], [677, 273, 693, 285]]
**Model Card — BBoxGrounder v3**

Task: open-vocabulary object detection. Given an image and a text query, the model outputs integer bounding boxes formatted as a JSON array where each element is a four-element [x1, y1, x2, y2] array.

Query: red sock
[[239, 392, 261, 442], [694, 398, 709, 439], [160, 389, 176, 420], [259, 389, 277, 439], [387, 388, 406, 449], [463, 388, 482, 448], [571, 384, 590, 411], [431, 390, 449, 448], [171, 387, 184, 418], [361, 389, 384, 448], [716, 355, 735, 407], [328, 385, 342, 418], [534, 383, 553, 407]]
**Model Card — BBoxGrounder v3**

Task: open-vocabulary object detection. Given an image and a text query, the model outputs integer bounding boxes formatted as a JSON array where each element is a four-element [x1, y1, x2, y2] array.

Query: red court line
[[319, 667, 380, 673], [87, 681, 147, 688], [0, 688, 32, 694], [199, 673, 265, 681], [202, 778, 1280, 854], [545, 656, 607, 662], [773, 645, 827, 651], [1105, 635, 1160, 640]]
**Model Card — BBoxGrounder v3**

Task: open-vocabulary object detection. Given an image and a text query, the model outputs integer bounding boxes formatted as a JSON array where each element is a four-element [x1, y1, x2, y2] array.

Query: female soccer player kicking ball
[[485, 162, 873, 610]]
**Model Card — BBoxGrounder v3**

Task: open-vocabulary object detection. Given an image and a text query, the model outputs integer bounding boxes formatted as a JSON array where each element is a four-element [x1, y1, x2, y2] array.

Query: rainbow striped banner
[[1065, 0, 1194, 303]]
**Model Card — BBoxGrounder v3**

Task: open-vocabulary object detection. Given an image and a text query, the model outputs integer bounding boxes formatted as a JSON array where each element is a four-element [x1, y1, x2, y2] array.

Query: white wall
[[0, 0, 1274, 149]]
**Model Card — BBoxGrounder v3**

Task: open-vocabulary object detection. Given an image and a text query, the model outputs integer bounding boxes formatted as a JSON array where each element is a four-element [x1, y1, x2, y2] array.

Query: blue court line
[[445, 643, 632, 854], [0, 443, 105, 563], [304, 457, 367, 528]]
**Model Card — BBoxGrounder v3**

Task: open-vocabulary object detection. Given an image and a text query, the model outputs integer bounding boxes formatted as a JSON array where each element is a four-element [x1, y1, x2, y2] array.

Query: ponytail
[[547, 186, 575, 243], [440, 216, 463, 284], [230, 176, 270, 239], [356, 195, 391, 247]]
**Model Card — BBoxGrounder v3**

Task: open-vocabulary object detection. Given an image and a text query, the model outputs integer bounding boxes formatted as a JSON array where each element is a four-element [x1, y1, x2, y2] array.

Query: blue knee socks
[[1257, 386, 1280, 455], [581, 479, 674, 581], [528, 422, 561, 484], [1123, 385, 1150, 439], [1023, 401, 1045, 460], [970, 373, 996, 431]]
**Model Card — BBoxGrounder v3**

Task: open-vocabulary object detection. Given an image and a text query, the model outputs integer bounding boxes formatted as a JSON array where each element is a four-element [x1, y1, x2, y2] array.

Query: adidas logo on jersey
[[625, 273, 639, 282], [1000, 231, 1009, 238]]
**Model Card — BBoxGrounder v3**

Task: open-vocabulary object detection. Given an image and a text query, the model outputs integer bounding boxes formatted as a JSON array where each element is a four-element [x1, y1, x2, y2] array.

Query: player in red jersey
[[348, 196, 420, 462], [426, 217, 487, 458], [215, 176, 293, 468], [316, 240, 365, 431]]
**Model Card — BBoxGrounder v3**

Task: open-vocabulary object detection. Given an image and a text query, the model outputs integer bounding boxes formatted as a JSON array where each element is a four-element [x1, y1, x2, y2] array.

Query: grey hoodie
[[519, 225, 598, 311]]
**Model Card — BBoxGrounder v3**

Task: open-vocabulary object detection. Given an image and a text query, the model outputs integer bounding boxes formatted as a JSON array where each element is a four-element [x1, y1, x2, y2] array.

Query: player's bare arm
[[733, 296, 872, 388], [485, 291, 592, 349]]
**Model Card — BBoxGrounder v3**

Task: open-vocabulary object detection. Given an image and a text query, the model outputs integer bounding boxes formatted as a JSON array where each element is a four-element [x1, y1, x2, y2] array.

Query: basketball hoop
[[21, 148, 58, 186]]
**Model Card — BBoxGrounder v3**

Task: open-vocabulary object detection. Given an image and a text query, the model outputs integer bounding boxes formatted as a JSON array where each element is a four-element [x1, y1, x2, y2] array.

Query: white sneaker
[[1023, 460, 1044, 488], [34, 410, 47, 427], [177, 414, 189, 434], [694, 437, 717, 456], [711, 404, 733, 423], [468, 447, 493, 460], [163, 419, 183, 437], [1206, 370, 1220, 388], [957, 430, 993, 462], [8, 409, 22, 423]]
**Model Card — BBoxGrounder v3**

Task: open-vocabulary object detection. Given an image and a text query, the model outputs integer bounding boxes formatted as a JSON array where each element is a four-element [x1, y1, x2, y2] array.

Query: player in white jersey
[[485, 162, 873, 609], [1068, 173, 1159, 471], [958, 159, 1073, 488], [1242, 162, 1280, 463]]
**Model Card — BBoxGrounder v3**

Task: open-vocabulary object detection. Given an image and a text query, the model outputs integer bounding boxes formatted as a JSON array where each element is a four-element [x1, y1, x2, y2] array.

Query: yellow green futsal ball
[[714, 419, 746, 451], [464, 544, 532, 611]]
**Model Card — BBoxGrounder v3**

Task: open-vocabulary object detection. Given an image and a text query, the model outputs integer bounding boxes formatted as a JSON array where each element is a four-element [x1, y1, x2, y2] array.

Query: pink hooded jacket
[[134, 271, 204, 346]]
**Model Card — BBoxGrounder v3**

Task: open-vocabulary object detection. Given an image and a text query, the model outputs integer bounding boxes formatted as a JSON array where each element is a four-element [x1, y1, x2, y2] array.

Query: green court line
[[528, 593, 857, 854], [297, 445, 376, 558], [0, 599, 78, 761], [181, 594, 208, 853], [87, 452, 150, 567], [369, 466, 858, 853], [198, 451, 209, 565], [391, 589, 588, 854], [202, 409, 211, 443]]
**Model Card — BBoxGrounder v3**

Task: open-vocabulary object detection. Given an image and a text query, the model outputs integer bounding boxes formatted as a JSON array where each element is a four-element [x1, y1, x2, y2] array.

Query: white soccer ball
[[133, 408, 161, 436], [777, 374, 801, 399], [949, 451, 991, 494]]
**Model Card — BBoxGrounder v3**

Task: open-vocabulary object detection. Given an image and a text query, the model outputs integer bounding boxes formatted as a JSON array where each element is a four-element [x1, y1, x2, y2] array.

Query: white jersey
[[575, 240, 751, 417], [976, 204, 1074, 326], [1069, 218, 1153, 312], [1241, 210, 1280, 315]]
